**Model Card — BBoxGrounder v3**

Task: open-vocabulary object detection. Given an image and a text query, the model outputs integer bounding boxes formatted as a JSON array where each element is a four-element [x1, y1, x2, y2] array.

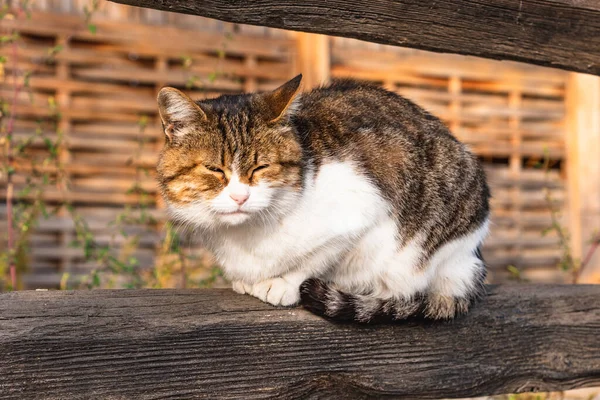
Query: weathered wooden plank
[[1, 285, 599, 399], [108, 0, 600, 75]]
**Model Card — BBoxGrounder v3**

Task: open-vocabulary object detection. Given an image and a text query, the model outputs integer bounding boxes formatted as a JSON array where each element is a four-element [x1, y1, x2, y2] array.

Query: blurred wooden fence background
[[1, 1, 599, 288]]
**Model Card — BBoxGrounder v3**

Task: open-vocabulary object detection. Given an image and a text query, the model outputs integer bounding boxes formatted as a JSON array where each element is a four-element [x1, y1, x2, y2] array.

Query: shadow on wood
[[1, 285, 599, 399], [108, 0, 600, 76]]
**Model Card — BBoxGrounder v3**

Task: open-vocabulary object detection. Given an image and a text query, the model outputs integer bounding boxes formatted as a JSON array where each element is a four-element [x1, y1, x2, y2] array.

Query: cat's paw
[[251, 277, 301, 307], [231, 280, 251, 295]]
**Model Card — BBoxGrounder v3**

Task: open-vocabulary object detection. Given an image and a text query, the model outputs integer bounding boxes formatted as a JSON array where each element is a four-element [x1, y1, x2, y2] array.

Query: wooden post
[[244, 55, 258, 92], [55, 34, 73, 279], [508, 89, 523, 270], [448, 75, 461, 134], [295, 32, 330, 89], [566, 73, 600, 283]]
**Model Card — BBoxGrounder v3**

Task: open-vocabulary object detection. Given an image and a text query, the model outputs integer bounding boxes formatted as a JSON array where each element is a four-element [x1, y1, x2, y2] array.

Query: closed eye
[[254, 164, 269, 172], [205, 165, 225, 175], [250, 164, 270, 178]]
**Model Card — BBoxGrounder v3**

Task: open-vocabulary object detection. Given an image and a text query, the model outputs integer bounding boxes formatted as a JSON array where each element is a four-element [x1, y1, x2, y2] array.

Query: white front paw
[[231, 280, 251, 294], [248, 277, 301, 307]]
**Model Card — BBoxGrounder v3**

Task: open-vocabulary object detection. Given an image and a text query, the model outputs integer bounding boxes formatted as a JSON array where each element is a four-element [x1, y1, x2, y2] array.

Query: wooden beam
[[108, 0, 600, 76], [1, 286, 599, 399]]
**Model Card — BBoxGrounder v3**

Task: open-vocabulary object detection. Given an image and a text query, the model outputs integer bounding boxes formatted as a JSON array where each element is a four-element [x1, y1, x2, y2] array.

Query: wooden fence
[[1, 11, 297, 288], [1, 9, 597, 288]]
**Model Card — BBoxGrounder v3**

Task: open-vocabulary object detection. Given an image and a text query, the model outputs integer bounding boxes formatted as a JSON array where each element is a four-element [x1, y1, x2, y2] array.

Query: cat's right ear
[[157, 87, 207, 143], [260, 74, 303, 124]]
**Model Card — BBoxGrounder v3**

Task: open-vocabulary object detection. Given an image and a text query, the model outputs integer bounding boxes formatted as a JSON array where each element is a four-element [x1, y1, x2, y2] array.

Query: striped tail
[[300, 247, 487, 323]]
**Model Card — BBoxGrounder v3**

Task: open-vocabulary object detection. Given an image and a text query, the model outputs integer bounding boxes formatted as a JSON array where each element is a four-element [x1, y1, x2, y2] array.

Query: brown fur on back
[[293, 80, 490, 265]]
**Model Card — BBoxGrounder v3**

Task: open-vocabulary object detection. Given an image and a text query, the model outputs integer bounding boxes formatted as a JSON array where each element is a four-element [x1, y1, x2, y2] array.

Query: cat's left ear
[[157, 87, 207, 143], [260, 74, 302, 124]]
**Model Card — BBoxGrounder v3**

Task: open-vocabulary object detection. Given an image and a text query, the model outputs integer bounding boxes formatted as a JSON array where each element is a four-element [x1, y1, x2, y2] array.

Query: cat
[[156, 74, 490, 323]]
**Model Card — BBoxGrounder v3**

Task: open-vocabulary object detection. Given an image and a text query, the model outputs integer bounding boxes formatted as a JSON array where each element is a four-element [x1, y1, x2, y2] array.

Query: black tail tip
[[300, 279, 358, 322], [300, 278, 329, 316]]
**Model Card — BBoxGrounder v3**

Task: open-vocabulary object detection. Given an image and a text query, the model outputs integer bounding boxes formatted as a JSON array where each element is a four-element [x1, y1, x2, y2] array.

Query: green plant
[[2, 1, 226, 291], [0, 0, 112, 291], [1, 3, 73, 289], [506, 264, 528, 282], [539, 150, 599, 283], [182, 31, 233, 90]]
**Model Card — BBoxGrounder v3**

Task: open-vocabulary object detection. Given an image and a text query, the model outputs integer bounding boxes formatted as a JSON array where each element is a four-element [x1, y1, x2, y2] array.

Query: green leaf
[[22, 71, 32, 88], [506, 265, 523, 281], [39, 203, 49, 219], [185, 76, 199, 89], [60, 272, 70, 290], [138, 114, 149, 129], [92, 272, 101, 287], [43, 137, 54, 150], [0, 33, 19, 43], [87, 24, 97, 34], [47, 44, 64, 57], [180, 55, 192, 69], [18, 186, 31, 197]]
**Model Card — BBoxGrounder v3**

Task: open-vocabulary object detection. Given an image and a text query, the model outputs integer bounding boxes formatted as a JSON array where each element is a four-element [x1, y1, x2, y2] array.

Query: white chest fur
[[207, 161, 389, 283]]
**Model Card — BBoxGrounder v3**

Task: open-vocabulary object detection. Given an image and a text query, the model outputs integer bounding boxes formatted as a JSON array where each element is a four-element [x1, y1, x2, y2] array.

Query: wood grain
[[1, 285, 599, 399], [108, 0, 600, 75]]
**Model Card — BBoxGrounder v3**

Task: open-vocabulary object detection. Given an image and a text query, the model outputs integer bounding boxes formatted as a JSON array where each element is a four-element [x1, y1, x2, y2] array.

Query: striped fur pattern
[[156, 75, 491, 323], [301, 246, 487, 323]]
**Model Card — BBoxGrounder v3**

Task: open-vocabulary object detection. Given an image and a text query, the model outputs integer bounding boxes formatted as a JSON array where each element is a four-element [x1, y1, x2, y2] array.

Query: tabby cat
[[156, 75, 490, 323]]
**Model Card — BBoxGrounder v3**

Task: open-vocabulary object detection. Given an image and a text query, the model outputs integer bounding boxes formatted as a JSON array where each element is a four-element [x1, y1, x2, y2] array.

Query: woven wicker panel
[[2, 10, 571, 288], [1, 11, 296, 288]]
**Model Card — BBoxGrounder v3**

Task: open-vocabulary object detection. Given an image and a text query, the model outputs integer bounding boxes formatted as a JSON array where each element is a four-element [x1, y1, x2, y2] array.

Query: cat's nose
[[230, 193, 249, 206]]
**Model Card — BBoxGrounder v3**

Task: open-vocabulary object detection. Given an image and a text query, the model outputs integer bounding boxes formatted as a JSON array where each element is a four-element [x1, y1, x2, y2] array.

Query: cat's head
[[156, 75, 305, 228]]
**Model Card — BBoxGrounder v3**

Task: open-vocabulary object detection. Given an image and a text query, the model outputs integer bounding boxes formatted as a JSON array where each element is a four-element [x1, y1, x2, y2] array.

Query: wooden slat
[[3, 11, 295, 59]]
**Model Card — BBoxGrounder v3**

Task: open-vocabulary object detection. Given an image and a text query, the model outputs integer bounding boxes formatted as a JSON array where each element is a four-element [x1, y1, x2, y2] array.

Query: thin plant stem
[[579, 234, 600, 280], [180, 250, 187, 289], [542, 155, 577, 283], [6, 22, 24, 290]]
